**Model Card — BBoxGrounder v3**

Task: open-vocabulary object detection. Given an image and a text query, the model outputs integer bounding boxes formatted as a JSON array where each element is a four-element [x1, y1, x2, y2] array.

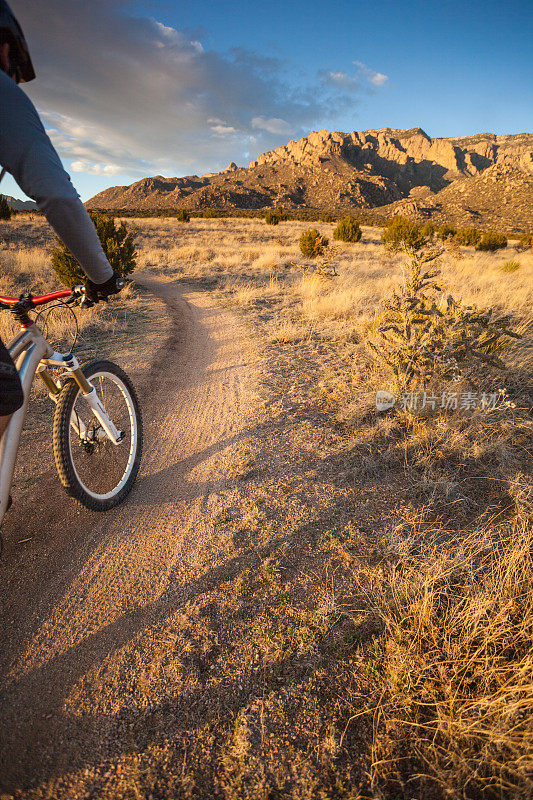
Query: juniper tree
[[51, 212, 136, 287], [0, 195, 12, 221]]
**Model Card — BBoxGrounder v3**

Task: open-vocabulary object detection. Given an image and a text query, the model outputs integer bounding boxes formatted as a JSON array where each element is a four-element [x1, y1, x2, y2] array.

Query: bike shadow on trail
[[130, 427, 256, 506], [0, 275, 288, 792], [0, 276, 248, 690], [0, 510, 328, 795]]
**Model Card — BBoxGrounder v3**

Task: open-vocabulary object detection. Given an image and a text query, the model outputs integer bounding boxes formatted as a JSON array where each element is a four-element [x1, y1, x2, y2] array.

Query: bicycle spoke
[[68, 371, 135, 498]]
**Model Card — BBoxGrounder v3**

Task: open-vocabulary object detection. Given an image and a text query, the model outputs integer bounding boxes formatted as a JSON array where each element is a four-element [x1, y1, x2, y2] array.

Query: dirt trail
[[0, 277, 256, 795]]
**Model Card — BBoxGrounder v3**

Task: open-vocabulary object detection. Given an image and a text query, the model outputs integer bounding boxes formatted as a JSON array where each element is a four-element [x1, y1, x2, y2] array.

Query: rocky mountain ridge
[[87, 127, 533, 230], [251, 128, 532, 190], [2, 194, 38, 211]]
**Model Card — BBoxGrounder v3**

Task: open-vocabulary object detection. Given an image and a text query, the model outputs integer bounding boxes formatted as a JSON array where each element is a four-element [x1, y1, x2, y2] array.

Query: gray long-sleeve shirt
[[0, 70, 113, 284]]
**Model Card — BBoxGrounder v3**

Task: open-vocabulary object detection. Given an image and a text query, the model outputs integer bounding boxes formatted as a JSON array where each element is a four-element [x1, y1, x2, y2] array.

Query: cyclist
[[0, 0, 123, 442]]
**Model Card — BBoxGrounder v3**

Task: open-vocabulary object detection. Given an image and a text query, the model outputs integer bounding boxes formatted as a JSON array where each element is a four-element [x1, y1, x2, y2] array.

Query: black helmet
[[0, 0, 35, 82]]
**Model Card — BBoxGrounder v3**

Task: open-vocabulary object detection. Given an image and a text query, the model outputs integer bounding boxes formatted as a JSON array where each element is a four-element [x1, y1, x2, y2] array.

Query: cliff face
[[251, 128, 533, 191], [379, 164, 533, 230], [87, 127, 533, 228]]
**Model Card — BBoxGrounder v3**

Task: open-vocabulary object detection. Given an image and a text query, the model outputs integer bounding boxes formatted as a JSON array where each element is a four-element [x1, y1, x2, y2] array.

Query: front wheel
[[53, 360, 143, 510]]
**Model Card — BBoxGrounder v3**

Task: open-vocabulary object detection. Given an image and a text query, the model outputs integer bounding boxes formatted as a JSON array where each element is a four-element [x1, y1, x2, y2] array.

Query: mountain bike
[[0, 286, 143, 529]]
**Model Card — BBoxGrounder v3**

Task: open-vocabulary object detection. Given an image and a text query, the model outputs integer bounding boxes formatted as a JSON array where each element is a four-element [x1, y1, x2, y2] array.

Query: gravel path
[[0, 277, 255, 794]]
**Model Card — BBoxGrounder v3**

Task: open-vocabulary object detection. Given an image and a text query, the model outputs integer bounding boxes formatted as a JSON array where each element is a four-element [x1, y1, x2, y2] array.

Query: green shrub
[[321, 212, 336, 223], [0, 195, 12, 221], [202, 208, 219, 218], [518, 233, 532, 249], [437, 224, 456, 241], [381, 216, 427, 252], [501, 259, 520, 273], [299, 228, 328, 258], [51, 212, 137, 287], [177, 209, 190, 222], [475, 231, 507, 252], [454, 227, 481, 246], [367, 246, 520, 390], [421, 221, 435, 237], [265, 210, 280, 225], [333, 217, 362, 243]]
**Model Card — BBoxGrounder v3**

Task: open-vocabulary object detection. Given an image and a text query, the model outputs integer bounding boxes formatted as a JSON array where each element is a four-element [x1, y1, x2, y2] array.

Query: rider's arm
[[0, 70, 113, 285]]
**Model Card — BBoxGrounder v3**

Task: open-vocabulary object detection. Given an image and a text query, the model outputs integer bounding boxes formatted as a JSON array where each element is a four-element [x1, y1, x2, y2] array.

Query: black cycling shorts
[[0, 336, 24, 416]]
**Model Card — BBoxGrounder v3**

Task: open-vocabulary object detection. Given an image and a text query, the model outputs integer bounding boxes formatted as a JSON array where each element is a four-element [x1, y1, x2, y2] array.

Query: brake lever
[[69, 284, 96, 308]]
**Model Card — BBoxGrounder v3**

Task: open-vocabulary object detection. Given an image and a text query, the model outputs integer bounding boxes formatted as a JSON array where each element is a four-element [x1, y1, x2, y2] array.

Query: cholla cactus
[[367, 246, 521, 390]]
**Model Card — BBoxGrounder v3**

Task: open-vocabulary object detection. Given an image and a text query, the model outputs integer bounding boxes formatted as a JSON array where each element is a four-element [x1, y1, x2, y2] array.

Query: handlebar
[[0, 286, 90, 310], [0, 288, 73, 307]]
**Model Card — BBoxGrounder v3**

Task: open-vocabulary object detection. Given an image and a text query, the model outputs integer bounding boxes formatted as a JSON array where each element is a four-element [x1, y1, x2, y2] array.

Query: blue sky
[[3, 0, 532, 201]]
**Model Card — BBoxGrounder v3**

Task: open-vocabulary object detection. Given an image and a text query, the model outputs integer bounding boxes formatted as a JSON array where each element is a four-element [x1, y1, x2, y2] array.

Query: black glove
[[84, 274, 125, 304]]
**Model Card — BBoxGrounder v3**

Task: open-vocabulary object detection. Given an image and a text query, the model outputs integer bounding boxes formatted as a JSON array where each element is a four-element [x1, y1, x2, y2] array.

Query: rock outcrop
[[379, 164, 533, 230], [2, 194, 37, 211], [251, 128, 533, 192], [87, 127, 533, 229]]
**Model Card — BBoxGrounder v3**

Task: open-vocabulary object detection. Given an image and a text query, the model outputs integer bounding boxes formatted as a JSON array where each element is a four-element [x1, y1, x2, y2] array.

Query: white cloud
[[320, 70, 360, 91], [370, 72, 388, 87], [16, 0, 360, 182], [251, 116, 293, 135], [210, 124, 239, 137], [353, 61, 389, 87], [70, 161, 124, 175]]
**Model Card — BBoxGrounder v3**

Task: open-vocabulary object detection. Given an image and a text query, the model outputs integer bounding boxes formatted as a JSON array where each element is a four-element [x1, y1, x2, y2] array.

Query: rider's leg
[[0, 413, 13, 441], [0, 338, 24, 442]]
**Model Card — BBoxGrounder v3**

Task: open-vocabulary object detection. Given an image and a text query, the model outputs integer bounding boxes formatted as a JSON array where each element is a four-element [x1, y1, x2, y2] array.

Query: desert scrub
[[421, 220, 435, 237], [454, 226, 481, 246], [363, 522, 533, 799], [51, 212, 137, 287], [265, 210, 280, 225], [333, 217, 362, 243], [176, 209, 190, 222], [476, 231, 508, 251], [437, 223, 456, 241], [296, 242, 341, 279], [299, 228, 329, 258], [501, 259, 521, 273], [381, 216, 427, 251], [0, 194, 12, 221], [367, 246, 521, 389]]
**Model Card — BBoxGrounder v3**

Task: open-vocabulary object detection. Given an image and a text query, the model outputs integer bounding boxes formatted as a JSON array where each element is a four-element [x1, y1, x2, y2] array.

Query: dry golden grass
[[0, 219, 157, 394], [127, 216, 533, 797], [361, 519, 533, 798], [2, 215, 531, 798], [135, 216, 532, 343]]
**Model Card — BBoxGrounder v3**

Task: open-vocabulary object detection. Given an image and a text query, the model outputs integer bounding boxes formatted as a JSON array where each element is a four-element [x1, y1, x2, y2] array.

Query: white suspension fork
[[43, 352, 124, 445], [80, 387, 124, 445]]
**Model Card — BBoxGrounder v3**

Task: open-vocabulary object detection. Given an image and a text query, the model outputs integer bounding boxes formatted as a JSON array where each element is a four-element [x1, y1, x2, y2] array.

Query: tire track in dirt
[[0, 277, 257, 794]]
